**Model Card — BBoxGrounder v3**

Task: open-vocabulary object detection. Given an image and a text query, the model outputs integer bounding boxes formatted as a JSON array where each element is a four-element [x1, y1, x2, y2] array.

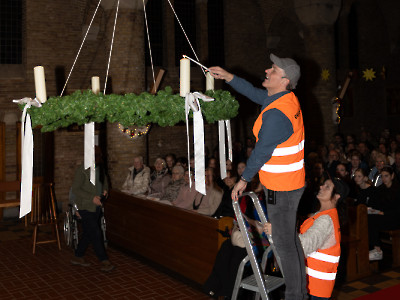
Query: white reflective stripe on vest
[[261, 159, 304, 173], [306, 267, 337, 280], [308, 251, 340, 263], [272, 140, 305, 157]]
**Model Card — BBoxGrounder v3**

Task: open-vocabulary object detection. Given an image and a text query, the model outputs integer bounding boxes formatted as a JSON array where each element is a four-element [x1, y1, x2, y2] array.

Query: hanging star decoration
[[362, 68, 376, 81], [321, 69, 330, 81]]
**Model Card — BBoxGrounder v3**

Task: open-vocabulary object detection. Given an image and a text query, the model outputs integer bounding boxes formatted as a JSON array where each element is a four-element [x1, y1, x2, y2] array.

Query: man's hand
[[208, 66, 234, 82], [93, 195, 102, 206], [231, 180, 247, 201]]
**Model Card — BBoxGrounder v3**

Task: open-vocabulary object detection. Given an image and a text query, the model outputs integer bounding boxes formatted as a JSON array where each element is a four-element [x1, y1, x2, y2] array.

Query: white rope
[[104, 0, 120, 94], [166, 0, 206, 77], [60, 0, 103, 96], [143, 0, 156, 89]]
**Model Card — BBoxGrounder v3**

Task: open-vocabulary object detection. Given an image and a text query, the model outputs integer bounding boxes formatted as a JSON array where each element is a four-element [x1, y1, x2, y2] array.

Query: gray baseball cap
[[270, 53, 301, 89]]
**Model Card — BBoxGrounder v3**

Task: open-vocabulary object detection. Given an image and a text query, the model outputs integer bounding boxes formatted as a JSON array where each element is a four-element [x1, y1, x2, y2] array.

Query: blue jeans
[[310, 295, 329, 300], [75, 207, 108, 261], [265, 187, 307, 300]]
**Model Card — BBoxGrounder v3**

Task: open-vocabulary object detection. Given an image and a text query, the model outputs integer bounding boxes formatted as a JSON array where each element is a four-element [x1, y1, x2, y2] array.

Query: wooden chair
[[31, 183, 61, 254]]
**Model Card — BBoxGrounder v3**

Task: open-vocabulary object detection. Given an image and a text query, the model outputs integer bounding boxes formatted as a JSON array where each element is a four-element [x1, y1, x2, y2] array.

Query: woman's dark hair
[[330, 180, 348, 227], [381, 165, 394, 175]]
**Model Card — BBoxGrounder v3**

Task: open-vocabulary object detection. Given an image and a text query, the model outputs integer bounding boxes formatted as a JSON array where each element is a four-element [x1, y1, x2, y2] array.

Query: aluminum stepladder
[[231, 192, 285, 300]]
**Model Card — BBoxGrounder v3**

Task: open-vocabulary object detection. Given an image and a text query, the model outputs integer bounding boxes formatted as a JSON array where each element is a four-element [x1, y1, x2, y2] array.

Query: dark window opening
[[0, 0, 23, 64], [207, 0, 224, 66], [174, 0, 196, 65], [144, 0, 163, 66]]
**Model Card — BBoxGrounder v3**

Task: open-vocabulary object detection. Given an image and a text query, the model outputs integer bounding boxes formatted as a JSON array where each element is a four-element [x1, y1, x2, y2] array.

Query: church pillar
[[295, 0, 341, 144]]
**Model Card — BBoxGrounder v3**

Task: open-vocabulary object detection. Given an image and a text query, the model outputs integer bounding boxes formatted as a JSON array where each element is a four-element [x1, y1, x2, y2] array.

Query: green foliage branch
[[23, 87, 239, 132]]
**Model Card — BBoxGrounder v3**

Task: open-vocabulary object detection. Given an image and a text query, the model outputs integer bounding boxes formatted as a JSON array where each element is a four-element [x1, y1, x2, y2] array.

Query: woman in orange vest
[[264, 178, 349, 299]]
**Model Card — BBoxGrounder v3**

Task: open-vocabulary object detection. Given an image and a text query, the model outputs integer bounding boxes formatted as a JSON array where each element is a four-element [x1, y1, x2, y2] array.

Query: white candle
[[206, 72, 214, 91], [34, 66, 47, 103], [91, 76, 100, 95], [180, 58, 190, 97]]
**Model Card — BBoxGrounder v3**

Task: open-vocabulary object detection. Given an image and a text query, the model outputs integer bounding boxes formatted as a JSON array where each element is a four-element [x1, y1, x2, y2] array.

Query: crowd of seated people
[[303, 128, 400, 262], [120, 128, 400, 264]]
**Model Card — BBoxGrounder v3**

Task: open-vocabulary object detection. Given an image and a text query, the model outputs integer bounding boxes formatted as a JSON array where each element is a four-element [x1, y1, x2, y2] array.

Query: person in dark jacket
[[368, 166, 400, 261], [70, 146, 114, 272]]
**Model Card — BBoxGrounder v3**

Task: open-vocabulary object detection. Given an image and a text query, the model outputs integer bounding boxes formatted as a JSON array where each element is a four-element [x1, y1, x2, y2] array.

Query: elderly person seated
[[172, 170, 197, 210], [122, 156, 150, 195], [148, 157, 171, 197], [192, 168, 222, 216], [160, 165, 185, 203]]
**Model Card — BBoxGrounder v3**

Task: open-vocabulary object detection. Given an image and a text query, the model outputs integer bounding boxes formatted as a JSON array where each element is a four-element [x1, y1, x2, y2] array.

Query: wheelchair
[[63, 201, 108, 250]]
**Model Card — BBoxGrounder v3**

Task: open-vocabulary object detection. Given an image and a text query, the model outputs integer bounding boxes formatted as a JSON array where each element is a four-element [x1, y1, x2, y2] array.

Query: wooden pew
[[340, 203, 371, 281], [104, 189, 233, 284], [380, 229, 400, 267]]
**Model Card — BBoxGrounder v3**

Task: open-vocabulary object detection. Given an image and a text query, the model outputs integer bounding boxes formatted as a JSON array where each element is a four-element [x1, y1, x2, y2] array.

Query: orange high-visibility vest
[[300, 208, 341, 298], [252, 92, 305, 191]]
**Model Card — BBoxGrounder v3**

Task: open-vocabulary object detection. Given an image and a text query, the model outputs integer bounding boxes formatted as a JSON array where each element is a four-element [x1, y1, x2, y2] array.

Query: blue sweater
[[228, 76, 294, 182]]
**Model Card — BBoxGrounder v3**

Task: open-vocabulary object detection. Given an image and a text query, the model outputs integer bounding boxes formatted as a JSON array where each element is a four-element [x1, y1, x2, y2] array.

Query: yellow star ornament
[[321, 69, 330, 81], [363, 68, 376, 81]]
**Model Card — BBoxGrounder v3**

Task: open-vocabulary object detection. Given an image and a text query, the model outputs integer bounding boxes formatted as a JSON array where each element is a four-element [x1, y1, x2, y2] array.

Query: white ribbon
[[218, 120, 233, 179], [12, 97, 42, 218], [84, 122, 95, 185], [185, 92, 214, 195], [218, 121, 227, 179]]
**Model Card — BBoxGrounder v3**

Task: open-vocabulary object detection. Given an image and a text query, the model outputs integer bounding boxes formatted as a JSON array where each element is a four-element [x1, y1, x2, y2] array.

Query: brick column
[[101, 0, 147, 189], [295, 0, 341, 144]]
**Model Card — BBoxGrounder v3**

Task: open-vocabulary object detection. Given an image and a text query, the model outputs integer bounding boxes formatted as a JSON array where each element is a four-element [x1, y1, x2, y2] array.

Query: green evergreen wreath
[[24, 86, 239, 132]]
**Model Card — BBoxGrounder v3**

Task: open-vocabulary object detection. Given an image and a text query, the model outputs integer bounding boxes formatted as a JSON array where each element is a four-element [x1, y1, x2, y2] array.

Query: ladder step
[[240, 275, 285, 293]]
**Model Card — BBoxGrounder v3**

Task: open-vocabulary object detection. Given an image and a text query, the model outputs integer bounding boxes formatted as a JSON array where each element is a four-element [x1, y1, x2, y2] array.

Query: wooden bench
[[340, 203, 371, 281], [0, 180, 21, 211], [104, 189, 233, 284]]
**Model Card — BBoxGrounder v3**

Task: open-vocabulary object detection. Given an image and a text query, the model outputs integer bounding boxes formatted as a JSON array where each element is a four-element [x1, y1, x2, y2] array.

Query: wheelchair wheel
[[63, 211, 73, 247], [100, 213, 108, 248]]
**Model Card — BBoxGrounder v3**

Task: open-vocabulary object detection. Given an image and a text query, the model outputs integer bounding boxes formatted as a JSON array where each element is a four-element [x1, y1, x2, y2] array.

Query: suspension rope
[[60, 0, 103, 96], [104, 0, 120, 94], [166, 0, 206, 77], [143, 0, 156, 89]]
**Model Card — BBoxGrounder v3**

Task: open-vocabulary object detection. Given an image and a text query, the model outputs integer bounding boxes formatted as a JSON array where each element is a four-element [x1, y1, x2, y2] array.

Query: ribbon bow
[[185, 92, 214, 195], [12, 98, 42, 218]]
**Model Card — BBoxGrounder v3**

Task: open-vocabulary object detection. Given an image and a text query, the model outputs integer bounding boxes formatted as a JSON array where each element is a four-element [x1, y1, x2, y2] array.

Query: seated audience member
[[160, 165, 185, 203], [236, 161, 246, 179], [336, 163, 350, 181], [391, 150, 400, 180], [176, 156, 188, 170], [204, 196, 268, 298], [325, 150, 340, 179], [378, 143, 394, 165], [226, 159, 233, 172], [368, 152, 387, 187], [368, 166, 400, 261], [208, 157, 218, 169], [389, 140, 399, 159], [172, 170, 197, 210], [148, 157, 171, 197], [192, 168, 222, 216], [352, 168, 375, 205], [212, 170, 237, 218], [348, 150, 368, 178], [165, 153, 176, 175], [357, 142, 371, 166], [122, 156, 150, 195], [264, 178, 349, 300]]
